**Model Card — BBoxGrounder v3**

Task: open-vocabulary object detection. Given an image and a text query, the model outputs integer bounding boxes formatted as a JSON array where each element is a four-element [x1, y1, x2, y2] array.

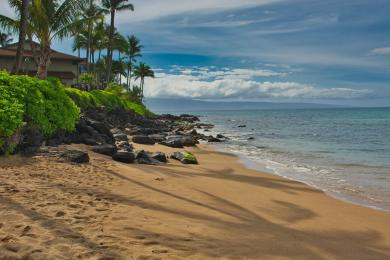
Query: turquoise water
[[183, 108, 390, 211]]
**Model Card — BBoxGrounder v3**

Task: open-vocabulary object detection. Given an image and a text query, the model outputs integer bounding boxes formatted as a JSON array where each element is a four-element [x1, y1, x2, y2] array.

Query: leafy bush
[[122, 85, 143, 104], [125, 102, 154, 117], [105, 82, 125, 97], [79, 73, 96, 87], [65, 87, 153, 117], [64, 88, 97, 110], [105, 83, 143, 104], [0, 71, 80, 153]]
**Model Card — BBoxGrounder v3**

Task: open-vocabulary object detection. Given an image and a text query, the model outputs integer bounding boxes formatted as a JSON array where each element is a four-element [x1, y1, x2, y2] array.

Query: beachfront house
[[0, 41, 85, 86]]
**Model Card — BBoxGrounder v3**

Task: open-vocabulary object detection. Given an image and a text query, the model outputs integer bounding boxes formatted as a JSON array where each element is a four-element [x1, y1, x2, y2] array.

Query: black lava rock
[[112, 150, 135, 163], [92, 144, 117, 156], [132, 135, 156, 145], [60, 150, 90, 163]]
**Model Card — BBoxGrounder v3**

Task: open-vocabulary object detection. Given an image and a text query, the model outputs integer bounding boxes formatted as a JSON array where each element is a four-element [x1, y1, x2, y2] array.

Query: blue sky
[[2, 0, 390, 106]]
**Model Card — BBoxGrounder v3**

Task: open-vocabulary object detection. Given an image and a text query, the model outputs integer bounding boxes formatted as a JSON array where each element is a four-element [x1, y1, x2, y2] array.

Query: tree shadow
[[0, 196, 122, 259], [145, 164, 319, 195], [76, 166, 390, 258], [3, 157, 389, 259]]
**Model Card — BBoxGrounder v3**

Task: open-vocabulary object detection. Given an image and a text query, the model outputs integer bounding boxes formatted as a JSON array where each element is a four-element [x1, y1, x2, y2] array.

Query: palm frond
[[117, 3, 134, 11], [0, 15, 20, 33], [53, 16, 90, 41], [7, 0, 22, 16], [50, 0, 80, 35], [101, 0, 111, 9]]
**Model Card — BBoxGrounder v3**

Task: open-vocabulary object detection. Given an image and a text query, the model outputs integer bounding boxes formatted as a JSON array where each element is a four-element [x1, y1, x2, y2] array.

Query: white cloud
[[171, 66, 286, 80], [143, 67, 371, 99], [369, 47, 390, 56], [115, 0, 284, 23], [0, 1, 14, 18]]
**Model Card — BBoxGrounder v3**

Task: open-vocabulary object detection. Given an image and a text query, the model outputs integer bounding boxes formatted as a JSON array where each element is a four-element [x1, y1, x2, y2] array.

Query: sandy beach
[[0, 143, 389, 259]]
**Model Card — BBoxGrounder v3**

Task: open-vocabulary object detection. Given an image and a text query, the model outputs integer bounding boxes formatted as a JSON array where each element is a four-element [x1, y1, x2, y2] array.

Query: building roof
[[0, 41, 84, 62]]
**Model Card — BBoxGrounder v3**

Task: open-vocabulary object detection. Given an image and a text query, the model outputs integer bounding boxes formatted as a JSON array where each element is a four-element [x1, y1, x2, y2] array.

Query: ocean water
[[172, 107, 390, 211]]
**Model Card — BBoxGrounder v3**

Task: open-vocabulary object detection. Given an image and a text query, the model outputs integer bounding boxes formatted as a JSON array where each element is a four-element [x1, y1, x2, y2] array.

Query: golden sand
[[0, 143, 389, 259]]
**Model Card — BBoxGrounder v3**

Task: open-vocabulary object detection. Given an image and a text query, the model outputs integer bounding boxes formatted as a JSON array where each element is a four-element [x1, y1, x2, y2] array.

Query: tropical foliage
[[79, 73, 96, 87], [0, 0, 154, 103], [101, 0, 134, 82], [0, 0, 88, 79], [12, 0, 29, 74], [124, 35, 142, 92], [0, 31, 13, 47], [133, 63, 155, 101], [0, 71, 80, 153], [65, 87, 153, 117]]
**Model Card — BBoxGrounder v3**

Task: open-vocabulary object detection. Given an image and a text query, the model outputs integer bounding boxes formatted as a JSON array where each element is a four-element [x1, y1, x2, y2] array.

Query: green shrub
[[122, 85, 143, 104], [125, 102, 154, 117], [64, 88, 97, 110], [79, 73, 96, 87], [105, 83, 143, 104], [105, 82, 125, 97], [47, 76, 62, 87], [65, 88, 154, 117], [0, 99, 24, 137], [90, 90, 126, 109], [0, 71, 80, 153]]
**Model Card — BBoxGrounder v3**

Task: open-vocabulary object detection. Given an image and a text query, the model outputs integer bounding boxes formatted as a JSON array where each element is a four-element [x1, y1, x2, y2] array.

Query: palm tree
[[95, 54, 107, 83], [112, 32, 127, 84], [11, 0, 30, 75], [79, 0, 105, 73], [71, 20, 85, 58], [133, 62, 154, 101], [1, 0, 86, 79], [95, 21, 107, 62], [0, 32, 13, 47], [111, 58, 126, 83], [1, 0, 87, 79], [124, 35, 142, 92], [28, 0, 86, 79], [101, 0, 134, 83]]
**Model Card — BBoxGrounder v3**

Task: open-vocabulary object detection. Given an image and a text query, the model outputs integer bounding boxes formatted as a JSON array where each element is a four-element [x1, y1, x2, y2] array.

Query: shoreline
[[210, 142, 390, 213], [193, 115, 390, 213], [0, 142, 390, 258]]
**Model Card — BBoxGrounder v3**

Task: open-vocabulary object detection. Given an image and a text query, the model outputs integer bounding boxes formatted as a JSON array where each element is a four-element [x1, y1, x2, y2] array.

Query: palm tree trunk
[[86, 0, 92, 73], [129, 66, 132, 92], [118, 52, 122, 84], [12, 0, 29, 75], [92, 50, 95, 73], [92, 50, 98, 84], [141, 77, 144, 101], [37, 43, 50, 79], [87, 27, 91, 72], [77, 47, 80, 84], [29, 39, 39, 67], [106, 8, 115, 83], [127, 64, 130, 92]]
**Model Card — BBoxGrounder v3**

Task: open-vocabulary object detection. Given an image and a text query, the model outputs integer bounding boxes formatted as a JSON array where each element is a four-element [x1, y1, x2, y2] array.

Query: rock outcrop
[[171, 151, 198, 164], [60, 150, 90, 164]]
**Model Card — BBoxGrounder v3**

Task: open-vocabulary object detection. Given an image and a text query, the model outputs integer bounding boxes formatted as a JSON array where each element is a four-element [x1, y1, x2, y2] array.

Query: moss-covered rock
[[171, 151, 198, 164]]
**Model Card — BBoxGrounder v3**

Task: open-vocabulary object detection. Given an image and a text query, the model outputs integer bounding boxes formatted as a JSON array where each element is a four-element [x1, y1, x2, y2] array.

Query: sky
[[1, 0, 390, 106]]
